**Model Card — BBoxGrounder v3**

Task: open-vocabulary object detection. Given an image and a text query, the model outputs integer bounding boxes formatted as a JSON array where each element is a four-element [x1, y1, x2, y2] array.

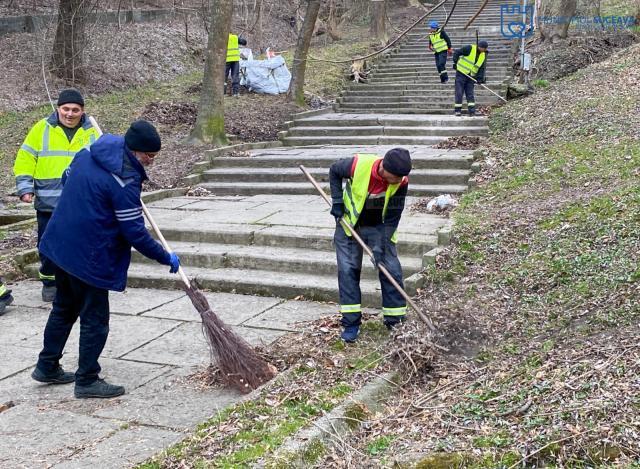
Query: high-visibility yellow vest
[[342, 154, 403, 242], [13, 113, 99, 212], [226, 34, 240, 62], [429, 29, 448, 53], [456, 44, 486, 77]]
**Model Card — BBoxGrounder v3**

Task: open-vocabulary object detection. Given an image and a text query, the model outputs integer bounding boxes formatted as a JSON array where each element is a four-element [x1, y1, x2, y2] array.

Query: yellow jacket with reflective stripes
[[227, 34, 240, 62], [456, 44, 486, 77], [13, 112, 99, 212], [429, 29, 448, 53]]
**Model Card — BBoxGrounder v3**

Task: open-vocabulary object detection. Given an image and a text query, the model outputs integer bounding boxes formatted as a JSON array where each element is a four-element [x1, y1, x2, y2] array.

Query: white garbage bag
[[241, 56, 291, 95], [426, 194, 459, 212]]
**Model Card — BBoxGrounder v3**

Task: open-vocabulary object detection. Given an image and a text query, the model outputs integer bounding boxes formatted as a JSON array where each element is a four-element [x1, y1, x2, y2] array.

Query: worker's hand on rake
[[447, 48, 453, 56], [330, 201, 345, 221], [168, 252, 181, 274], [477, 77, 486, 84]]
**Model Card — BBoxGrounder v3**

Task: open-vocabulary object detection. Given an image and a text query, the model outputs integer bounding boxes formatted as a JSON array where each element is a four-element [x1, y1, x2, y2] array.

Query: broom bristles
[[185, 285, 276, 393]]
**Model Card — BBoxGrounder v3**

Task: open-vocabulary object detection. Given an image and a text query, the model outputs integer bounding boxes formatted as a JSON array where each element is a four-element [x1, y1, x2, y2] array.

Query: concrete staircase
[[24, 0, 513, 311]]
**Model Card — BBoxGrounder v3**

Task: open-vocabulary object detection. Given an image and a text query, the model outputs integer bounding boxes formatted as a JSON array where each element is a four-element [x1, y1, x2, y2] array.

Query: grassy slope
[[311, 43, 640, 468]]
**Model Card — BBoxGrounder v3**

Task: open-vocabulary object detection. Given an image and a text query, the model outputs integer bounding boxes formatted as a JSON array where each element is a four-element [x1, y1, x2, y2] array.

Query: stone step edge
[[265, 372, 399, 467]]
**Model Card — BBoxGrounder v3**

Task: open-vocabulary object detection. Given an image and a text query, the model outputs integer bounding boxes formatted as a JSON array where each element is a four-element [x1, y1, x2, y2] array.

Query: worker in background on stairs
[[32, 120, 181, 399], [452, 40, 488, 116], [427, 21, 452, 84], [329, 149, 412, 343], [225, 33, 241, 97], [0, 280, 14, 316], [13, 89, 100, 303]]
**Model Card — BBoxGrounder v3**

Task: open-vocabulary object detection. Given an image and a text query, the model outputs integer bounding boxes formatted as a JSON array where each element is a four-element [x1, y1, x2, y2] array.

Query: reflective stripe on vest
[[227, 34, 240, 62], [342, 154, 402, 237], [456, 44, 486, 77], [429, 29, 448, 53], [0, 283, 7, 297]]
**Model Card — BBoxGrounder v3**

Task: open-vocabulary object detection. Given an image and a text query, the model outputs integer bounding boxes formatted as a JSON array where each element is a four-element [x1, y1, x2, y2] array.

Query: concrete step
[[281, 135, 445, 146], [132, 240, 424, 280], [284, 124, 485, 137], [207, 153, 474, 170], [339, 96, 499, 105], [201, 166, 471, 185], [338, 102, 497, 110], [341, 89, 504, 97], [291, 114, 488, 127], [334, 107, 484, 114], [197, 181, 469, 197], [125, 263, 386, 307], [144, 223, 438, 257], [344, 84, 505, 92]]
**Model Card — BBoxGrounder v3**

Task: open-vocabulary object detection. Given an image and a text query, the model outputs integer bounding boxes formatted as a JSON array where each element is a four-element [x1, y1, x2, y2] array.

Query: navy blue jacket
[[40, 134, 170, 291]]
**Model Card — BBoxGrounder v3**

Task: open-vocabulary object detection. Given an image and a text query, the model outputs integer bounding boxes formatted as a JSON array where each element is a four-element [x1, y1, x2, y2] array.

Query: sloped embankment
[[311, 43, 640, 467]]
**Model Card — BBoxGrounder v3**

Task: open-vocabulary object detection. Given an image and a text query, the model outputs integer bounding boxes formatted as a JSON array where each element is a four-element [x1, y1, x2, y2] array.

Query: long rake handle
[[88, 116, 191, 289], [300, 165, 435, 332], [458, 70, 508, 103]]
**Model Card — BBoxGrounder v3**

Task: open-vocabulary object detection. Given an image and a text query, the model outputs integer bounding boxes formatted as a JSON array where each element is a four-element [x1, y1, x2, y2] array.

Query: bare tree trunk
[[255, 0, 263, 53], [52, 0, 91, 84], [189, 0, 233, 145], [536, 0, 578, 43], [288, 0, 321, 106], [370, 0, 387, 43]]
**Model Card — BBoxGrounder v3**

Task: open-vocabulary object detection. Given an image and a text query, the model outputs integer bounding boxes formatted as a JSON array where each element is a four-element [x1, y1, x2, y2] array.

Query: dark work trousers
[[36, 210, 56, 287], [454, 71, 476, 114], [36, 267, 110, 386], [224, 61, 240, 95], [334, 223, 406, 327], [434, 51, 449, 82]]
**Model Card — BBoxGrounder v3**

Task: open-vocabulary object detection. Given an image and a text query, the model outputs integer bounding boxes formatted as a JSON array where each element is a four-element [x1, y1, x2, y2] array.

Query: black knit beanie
[[57, 89, 84, 107], [478, 40, 489, 49], [125, 120, 161, 152], [383, 148, 412, 177]]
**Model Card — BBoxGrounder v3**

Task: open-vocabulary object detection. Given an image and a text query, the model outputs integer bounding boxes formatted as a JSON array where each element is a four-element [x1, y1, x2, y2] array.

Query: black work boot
[[41, 285, 56, 302], [75, 378, 125, 399], [383, 315, 407, 330], [0, 292, 13, 316], [32, 366, 75, 384]]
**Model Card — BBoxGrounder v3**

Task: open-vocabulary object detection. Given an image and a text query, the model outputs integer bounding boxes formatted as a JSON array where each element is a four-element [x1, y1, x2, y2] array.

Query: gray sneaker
[[75, 378, 125, 399], [32, 366, 75, 384], [42, 285, 56, 302], [0, 293, 13, 316]]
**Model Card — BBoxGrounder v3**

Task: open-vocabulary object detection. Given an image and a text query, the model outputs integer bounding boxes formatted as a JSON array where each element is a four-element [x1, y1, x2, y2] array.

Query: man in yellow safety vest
[[427, 21, 453, 83], [13, 89, 100, 302], [225, 33, 241, 97], [452, 40, 488, 116], [329, 149, 412, 342]]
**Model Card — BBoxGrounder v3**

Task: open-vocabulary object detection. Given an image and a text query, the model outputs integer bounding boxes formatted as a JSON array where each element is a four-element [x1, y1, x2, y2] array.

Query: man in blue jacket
[[32, 120, 181, 399]]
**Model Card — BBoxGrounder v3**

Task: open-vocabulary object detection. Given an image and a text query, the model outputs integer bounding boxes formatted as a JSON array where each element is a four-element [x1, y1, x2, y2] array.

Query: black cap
[[478, 40, 489, 49], [239, 37, 247, 46], [57, 88, 84, 107], [383, 148, 412, 177], [125, 120, 161, 152]]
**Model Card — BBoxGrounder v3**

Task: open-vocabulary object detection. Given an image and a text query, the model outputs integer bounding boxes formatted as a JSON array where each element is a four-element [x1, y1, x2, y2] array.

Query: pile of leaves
[[434, 135, 486, 150]]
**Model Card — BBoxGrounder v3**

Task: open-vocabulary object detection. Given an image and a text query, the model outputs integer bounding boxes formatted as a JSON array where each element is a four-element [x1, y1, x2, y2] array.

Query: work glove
[[168, 252, 181, 274], [477, 77, 486, 84], [330, 202, 345, 220], [447, 48, 453, 56]]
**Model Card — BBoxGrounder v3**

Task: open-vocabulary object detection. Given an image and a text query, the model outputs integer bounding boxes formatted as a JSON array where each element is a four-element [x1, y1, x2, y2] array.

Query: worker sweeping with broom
[[32, 120, 180, 398], [328, 149, 412, 343]]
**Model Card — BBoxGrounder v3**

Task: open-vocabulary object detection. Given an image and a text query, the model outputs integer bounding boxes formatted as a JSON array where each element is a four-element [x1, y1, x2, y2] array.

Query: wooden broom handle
[[88, 116, 191, 289]]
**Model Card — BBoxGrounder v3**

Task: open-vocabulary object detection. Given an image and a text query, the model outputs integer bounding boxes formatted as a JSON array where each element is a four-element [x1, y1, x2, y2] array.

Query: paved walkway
[[0, 281, 335, 468]]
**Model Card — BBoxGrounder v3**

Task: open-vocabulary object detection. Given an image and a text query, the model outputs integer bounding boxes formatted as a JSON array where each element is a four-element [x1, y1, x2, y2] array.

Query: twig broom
[[89, 117, 276, 393]]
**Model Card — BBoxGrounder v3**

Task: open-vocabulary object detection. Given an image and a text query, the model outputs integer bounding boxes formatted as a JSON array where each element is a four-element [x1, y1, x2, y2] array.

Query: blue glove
[[168, 253, 180, 274], [330, 202, 345, 220]]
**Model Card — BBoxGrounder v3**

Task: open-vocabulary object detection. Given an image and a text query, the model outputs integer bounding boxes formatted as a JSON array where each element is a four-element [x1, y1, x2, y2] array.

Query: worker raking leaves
[[328, 149, 413, 342], [453, 40, 488, 116], [427, 21, 453, 84]]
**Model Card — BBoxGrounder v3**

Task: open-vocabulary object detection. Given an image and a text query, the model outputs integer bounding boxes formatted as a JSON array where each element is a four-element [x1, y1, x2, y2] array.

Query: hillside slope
[[313, 42, 640, 468]]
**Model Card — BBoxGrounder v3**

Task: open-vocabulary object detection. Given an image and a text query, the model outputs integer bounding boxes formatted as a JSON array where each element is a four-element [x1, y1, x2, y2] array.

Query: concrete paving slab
[[141, 291, 283, 324], [0, 355, 170, 408], [145, 197, 202, 210], [94, 367, 241, 429], [120, 322, 285, 367], [256, 210, 333, 228], [0, 306, 49, 347], [243, 300, 337, 330], [20, 314, 183, 360], [0, 344, 37, 380], [109, 288, 186, 315], [52, 425, 184, 469], [5, 280, 51, 310], [0, 404, 121, 468], [175, 200, 265, 211]]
